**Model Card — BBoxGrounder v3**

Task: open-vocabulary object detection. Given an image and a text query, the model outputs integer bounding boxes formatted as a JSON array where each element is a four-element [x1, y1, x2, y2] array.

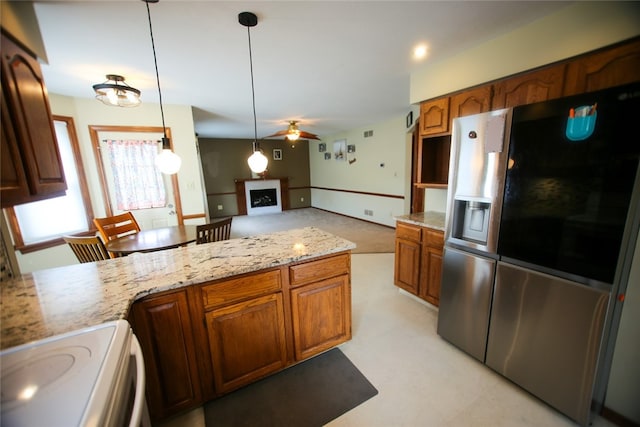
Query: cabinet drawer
[[424, 229, 444, 247], [396, 222, 422, 243], [201, 269, 282, 309], [289, 254, 350, 288]]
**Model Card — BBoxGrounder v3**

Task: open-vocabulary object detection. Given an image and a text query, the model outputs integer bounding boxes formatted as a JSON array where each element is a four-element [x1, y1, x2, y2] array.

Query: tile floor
[[159, 253, 617, 427]]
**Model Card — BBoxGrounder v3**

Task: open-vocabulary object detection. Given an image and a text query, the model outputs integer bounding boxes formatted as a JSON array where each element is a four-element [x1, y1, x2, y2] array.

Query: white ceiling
[[32, 1, 571, 140]]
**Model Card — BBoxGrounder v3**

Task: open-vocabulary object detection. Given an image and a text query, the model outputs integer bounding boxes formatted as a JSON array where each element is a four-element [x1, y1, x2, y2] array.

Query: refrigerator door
[[437, 246, 496, 362], [486, 262, 609, 426], [499, 82, 640, 284], [445, 109, 512, 254]]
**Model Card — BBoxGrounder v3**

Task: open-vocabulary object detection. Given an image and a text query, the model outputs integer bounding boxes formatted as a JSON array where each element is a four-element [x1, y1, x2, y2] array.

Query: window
[[6, 116, 94, 253], [102, 139, 166, 210]]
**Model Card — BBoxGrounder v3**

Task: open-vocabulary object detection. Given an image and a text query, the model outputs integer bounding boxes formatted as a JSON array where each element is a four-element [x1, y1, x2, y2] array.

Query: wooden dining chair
[[93, 212, 141, 243], [63, 235, 111, 263], [196, 217, 233, 244]]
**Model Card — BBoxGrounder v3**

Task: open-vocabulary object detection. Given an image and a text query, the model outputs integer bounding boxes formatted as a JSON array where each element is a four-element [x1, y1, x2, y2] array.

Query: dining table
[[105, 224, 198, 256]]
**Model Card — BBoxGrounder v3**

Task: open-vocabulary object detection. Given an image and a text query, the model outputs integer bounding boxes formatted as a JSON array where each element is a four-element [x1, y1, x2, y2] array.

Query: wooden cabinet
[[420, 229, 444, 306], [491, 63, 566, 109], [563, 38, 640, 95], [394, 222, 422, 294], [1, 33, 66, 207], [130, 289, 202, 420], [419, 97, 450, 136], [450, 85, 493, 118], [394, 222, 444, 306], [132, 254, 352, 420], [206, 292, 287, 394], [289, 253, 352, 360]]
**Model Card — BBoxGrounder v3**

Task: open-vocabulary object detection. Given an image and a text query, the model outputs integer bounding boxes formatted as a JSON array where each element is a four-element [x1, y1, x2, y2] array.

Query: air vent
[[364, 130, 374, 138]]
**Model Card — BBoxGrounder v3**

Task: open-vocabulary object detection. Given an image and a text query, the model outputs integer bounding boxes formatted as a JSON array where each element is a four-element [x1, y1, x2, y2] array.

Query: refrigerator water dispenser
[[451, 199, 491, 244]]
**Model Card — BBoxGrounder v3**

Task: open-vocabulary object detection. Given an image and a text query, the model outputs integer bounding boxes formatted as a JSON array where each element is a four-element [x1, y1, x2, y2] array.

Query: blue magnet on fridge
[[566, 105, 597, 141]]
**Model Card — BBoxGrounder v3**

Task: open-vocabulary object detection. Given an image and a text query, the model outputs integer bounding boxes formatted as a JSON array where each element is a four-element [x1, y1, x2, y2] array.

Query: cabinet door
[[131, 290, 202, 420], [1, 34, 66, 204], [394, 238, 421, 294], [206, 293, 287, 394], [564, 38, 640, 96], [419, 97, 450, 136], [421, 246, 443, 306], [491, 64, 566, 109], [291, 275, 352, 360], [1, 86, 30, 205], [450, 85, 493, 119]]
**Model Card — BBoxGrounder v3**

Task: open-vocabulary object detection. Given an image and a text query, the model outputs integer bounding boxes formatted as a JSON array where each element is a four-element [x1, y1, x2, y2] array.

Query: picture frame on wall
[[347, 144, 355, 153], [333, 139, 346, 161], [273, 149, 282, 160], [319, 143, 326, 152], [324, 152, 331, 160]]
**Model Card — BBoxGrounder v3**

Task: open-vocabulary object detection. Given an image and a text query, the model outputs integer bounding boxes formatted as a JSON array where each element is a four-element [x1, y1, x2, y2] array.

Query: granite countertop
[[1, 227, 355, 350], [394, 211, 446, 231]]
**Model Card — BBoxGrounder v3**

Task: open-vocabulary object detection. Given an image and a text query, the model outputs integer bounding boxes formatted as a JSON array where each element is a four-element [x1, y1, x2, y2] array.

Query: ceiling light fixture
[[143, 0, 181, 175], [92, 74, 141, 107], [240, 11, 268, 175], [266, 120, 321, 142]]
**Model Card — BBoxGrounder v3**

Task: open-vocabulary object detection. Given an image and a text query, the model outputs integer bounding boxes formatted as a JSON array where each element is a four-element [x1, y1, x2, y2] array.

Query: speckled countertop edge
[[394, 211, 446, 231], [1, 227, 355, 350]]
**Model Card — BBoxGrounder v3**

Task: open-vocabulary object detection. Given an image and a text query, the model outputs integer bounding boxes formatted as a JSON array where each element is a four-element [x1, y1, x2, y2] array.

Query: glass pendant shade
[[286, 131, 300, 141], [93, 74, 141, 107], [155, 148, 182, 175], [247, 149, 268, 174]]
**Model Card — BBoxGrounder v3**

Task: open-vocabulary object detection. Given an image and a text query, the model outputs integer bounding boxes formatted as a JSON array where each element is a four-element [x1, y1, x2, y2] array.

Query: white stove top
[[1, 320, 132, 427]]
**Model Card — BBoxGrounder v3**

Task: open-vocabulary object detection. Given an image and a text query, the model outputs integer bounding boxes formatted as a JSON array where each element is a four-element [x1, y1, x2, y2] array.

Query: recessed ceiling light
[[413, 44, 428, 60]]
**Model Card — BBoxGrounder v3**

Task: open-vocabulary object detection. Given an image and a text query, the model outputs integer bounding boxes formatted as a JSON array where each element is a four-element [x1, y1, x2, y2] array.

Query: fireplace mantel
[[234, 177, 290, 215]]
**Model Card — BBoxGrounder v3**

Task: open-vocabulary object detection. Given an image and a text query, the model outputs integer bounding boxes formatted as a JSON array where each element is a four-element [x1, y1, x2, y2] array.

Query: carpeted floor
[[228, 208, 395, 254], [203, 348, 378, 427]]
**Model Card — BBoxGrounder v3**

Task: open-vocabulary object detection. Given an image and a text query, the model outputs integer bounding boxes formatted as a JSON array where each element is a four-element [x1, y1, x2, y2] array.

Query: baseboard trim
[[601, 406, 639, 427]]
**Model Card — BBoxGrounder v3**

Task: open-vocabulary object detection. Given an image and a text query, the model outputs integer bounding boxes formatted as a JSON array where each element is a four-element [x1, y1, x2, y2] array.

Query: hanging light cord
[[246, 25, 258, 150], [145, 1, 168, 140]]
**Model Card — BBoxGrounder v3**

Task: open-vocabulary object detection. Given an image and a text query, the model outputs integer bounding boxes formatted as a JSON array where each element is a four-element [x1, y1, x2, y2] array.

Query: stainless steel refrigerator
[[437, 82, 640, 426]]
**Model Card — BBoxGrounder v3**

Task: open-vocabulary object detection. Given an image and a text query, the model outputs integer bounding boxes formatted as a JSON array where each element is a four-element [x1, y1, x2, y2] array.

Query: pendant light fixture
[[93, 74, 141, 107], [143, 0, 181, 175], [240, 11, 268, 174]]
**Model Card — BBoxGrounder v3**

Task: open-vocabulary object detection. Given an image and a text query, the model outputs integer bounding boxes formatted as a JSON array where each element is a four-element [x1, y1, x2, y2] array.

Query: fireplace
[[250, 188, 277, 208], [244, 180, 282, 215]]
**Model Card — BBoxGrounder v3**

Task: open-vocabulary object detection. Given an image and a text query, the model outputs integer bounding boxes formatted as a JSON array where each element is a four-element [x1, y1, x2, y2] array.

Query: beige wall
[[410, 2, 640, 104], [198, 138, 311, 218], [10, 94, 206, 274]]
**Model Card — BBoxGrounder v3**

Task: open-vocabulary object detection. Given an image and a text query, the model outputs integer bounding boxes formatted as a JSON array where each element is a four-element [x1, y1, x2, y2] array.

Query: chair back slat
[[196, 217, 233, 244], [63, 235, 111, 263], [93, 212, 141, 243]]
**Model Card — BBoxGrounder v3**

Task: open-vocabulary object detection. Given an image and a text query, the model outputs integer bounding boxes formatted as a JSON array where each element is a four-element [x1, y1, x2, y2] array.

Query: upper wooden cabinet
[[563, 38, 640, 96], [450, 85, 493, 118], [491, 63, 566, 109], [1, 32, 66, 207], [419, 97, 450, 136]]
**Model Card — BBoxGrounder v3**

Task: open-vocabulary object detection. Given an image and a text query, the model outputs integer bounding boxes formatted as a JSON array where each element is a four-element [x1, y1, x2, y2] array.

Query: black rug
[[204, 348, 378, 427]]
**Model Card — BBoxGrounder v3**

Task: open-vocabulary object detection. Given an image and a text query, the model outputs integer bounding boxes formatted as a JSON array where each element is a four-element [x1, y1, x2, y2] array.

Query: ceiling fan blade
[[299, 131, 321, 140], [265, 129, 290, 138]]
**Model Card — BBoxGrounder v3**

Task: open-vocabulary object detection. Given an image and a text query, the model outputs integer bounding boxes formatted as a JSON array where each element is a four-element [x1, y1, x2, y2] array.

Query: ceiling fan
[[265, 121, 321, 141]]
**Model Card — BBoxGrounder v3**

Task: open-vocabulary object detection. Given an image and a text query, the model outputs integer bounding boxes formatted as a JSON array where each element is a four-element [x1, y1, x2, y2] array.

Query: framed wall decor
[[273, 149, 282, 160], [347, 144, 355, 153], [319, 143, 326, 152], [324, 152, 331, 160], [333, 139, 346, 161]]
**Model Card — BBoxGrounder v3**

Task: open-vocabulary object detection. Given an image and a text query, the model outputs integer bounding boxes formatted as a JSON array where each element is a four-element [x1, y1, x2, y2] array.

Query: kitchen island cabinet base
[[130, 252, 352, 421]]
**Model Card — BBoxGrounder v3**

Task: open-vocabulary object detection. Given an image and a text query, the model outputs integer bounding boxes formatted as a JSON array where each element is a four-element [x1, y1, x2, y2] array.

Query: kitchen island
[[1, 227, 355, 420]]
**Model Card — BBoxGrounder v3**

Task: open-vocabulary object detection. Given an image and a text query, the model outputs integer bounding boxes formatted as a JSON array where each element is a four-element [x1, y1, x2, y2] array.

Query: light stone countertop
[[394, 211, 446, 231], [1, 227, 355, 350]]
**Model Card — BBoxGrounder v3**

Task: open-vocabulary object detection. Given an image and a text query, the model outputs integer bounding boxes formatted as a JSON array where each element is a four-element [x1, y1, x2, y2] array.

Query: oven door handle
[[129, 335, 149, 427]]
